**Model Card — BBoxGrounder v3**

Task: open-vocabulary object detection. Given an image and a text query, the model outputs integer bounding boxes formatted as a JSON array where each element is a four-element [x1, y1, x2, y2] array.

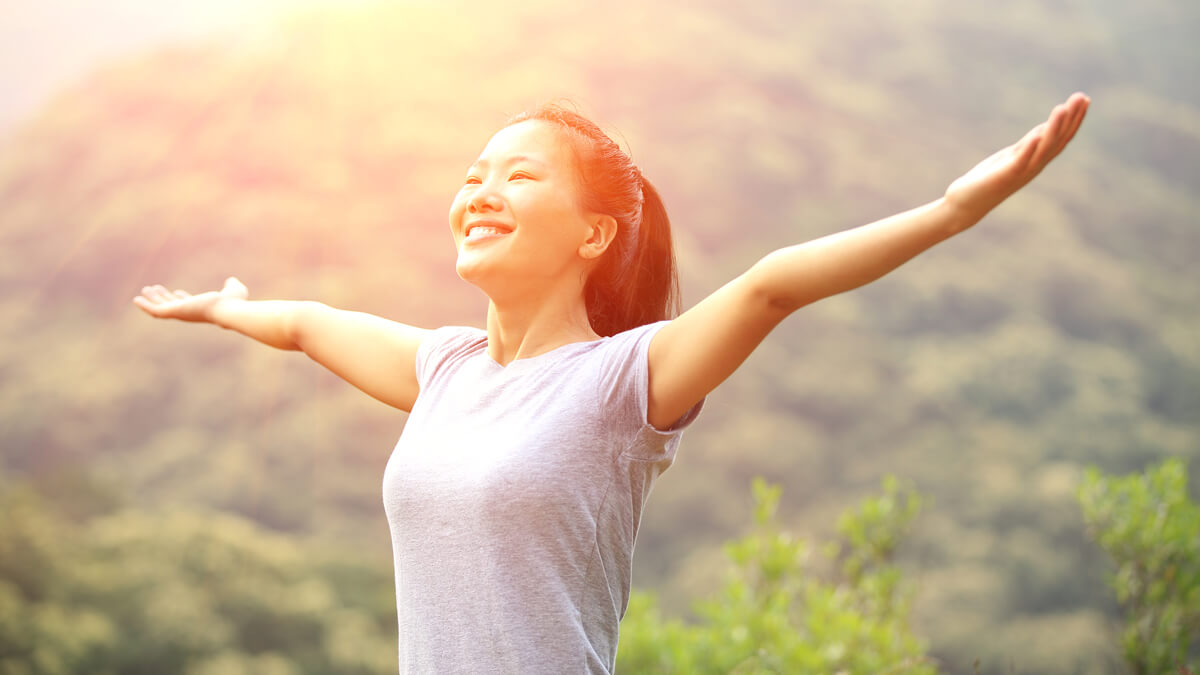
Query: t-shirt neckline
[[481, 335, 603, 371]]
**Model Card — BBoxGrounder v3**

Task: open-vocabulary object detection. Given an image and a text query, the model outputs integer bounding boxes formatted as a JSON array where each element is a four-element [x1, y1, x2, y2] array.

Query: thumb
[[222, 276, 249, 299]]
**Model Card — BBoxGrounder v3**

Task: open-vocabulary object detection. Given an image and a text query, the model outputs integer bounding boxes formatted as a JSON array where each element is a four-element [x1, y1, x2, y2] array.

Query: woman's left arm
[[646, 93, 1090, 429]]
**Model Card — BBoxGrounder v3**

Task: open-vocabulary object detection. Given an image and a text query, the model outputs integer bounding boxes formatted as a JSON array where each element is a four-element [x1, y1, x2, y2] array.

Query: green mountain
[[1, 1, 1196, 671]]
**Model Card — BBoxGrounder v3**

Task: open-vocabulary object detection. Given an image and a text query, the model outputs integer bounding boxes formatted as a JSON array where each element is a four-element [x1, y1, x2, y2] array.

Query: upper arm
[[292, 302, 428, 412], [646, 267, 789, 430]]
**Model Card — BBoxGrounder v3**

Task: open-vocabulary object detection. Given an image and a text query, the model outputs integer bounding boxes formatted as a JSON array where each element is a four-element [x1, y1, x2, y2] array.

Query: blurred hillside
[[1, 0, 1197, 672]]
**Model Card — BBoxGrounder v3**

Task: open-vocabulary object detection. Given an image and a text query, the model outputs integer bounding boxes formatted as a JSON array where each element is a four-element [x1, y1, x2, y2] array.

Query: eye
[[509, 171, 533, 181], [464, 176, 481, 185]]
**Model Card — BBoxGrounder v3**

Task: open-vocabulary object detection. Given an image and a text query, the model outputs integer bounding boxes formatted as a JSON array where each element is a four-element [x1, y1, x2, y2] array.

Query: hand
[[945, 92, 1090, 219], [133, 276, 249, 323]]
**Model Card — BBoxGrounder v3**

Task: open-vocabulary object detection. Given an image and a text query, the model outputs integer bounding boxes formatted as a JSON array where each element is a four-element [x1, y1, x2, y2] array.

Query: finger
[[1031, 104, 1067, 167], [173, 290, 190, 299], [1067, 91, 1090, 112], [1040, 96, 1086, 164], [1012, 123, 1046, 169], [1057, 93, 1090, 152], [132, 295, 163, 316], [149, 284, 174, 303], [1048, 103, 1075, 159], [141, 285, 166, 304], [1014, 135, 1042, 176], [223, 276, 247, 297]]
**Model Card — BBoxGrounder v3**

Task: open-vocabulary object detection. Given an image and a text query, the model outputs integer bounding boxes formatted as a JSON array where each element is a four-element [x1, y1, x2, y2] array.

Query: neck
[[484, 281, 598, 366]]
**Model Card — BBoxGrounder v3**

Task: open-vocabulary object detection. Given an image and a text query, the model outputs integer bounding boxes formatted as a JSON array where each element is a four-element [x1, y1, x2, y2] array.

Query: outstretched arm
[[646, 93, 1090, 429], [134, 278, 426, 412]]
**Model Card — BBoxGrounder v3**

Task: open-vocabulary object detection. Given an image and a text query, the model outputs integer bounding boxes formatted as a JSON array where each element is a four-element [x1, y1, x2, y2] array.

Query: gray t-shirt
[[382, 321, 700, 674]]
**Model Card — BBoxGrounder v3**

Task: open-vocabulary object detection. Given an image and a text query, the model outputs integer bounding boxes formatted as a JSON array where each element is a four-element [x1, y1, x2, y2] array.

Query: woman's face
[[449, 120, 602, 293]]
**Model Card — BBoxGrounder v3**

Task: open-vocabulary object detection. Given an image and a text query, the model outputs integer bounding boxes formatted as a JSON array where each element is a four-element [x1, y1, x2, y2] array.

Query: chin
[[454, 258, 478, 283], [455, 254, 497, 288]]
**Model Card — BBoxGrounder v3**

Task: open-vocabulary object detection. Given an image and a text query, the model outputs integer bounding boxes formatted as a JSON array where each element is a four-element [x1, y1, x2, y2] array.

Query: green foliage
[[618, 478, 934, 674], [1078, 458, 1200, 674], [0, 482, 397, 675]]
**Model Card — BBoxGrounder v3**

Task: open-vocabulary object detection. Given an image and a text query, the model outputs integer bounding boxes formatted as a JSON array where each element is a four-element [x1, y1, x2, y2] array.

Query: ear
[[578, 214, 618, 260]]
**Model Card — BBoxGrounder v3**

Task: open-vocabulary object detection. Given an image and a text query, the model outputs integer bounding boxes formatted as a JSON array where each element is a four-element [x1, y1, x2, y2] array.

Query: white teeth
[[467, 226, 506, 239]]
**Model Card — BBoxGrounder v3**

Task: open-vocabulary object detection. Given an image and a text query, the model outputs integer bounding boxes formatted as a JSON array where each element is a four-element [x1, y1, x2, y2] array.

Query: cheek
[[448, 193, 467, 228]]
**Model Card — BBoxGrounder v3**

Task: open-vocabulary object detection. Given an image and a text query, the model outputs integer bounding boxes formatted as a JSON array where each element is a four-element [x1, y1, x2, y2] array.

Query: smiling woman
[[450, 117, 615, 329], [134, 93, 1089, 674], [452, 105, 681, 345]]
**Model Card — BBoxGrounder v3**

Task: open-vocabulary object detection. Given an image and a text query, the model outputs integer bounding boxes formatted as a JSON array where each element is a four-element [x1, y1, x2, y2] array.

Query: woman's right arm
[[134, 277, 427, 412]]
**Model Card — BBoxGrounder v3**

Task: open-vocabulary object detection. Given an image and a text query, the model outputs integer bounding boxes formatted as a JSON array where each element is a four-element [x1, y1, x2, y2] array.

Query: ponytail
[[583, 175, 680, 336], [507, 104, 680, 336]]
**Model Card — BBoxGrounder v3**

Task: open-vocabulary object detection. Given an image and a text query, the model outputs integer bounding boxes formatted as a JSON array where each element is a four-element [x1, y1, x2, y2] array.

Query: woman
[[134, 93, 1090, 673]]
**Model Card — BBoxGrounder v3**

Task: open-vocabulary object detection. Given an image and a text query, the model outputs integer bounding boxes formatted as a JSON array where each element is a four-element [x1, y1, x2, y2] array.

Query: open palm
[[133, 277, 249, 323], [946, 93, 1090, 217]]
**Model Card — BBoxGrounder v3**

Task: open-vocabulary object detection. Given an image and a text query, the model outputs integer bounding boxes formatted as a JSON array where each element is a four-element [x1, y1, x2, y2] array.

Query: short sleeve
[[415, 326, 487, 390], [596, 321, 704, 461]]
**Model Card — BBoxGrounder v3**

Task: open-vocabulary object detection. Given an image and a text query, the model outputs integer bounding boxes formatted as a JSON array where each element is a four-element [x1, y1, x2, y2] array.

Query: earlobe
[[579, 214, 618, 260]]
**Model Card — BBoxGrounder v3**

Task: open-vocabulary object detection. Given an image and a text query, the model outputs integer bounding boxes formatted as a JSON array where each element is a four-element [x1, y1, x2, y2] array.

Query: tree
[[618, 477, 935, 673], [1078, 458, 1200, 674]]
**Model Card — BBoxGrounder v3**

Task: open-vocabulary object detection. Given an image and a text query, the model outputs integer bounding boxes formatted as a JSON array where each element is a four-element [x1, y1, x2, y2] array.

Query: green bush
[[618, 477, 935, 673], [1078, 458, 1200, 674]]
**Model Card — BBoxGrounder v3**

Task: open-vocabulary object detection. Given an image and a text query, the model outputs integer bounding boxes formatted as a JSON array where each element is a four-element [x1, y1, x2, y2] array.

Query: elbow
[[746, 250, 810, 317]]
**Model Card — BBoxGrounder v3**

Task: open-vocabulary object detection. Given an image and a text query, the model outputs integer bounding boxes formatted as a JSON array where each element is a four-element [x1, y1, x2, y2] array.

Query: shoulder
[[599, 320, 669, 353], [594, 321, 702, 457], [592, 321, 675, 417], [593, 321, 668, 372], [424, 324, 487, 346], [416, 325, 487, 383]]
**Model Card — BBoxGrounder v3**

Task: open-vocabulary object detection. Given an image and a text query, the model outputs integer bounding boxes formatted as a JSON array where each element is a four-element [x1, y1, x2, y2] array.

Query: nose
[[467, 183, 503, 214]]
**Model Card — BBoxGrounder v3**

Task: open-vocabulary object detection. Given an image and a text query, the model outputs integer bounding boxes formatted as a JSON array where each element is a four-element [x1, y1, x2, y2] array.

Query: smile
[[465, 221, 513, 240]]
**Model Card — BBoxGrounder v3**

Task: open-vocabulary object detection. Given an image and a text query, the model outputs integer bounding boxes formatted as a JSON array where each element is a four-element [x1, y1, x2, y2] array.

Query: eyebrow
[[469, 155, 548, 171]]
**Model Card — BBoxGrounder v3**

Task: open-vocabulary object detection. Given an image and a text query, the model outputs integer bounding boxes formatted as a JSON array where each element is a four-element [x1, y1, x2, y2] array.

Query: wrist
[[206, 295, 238, 327]]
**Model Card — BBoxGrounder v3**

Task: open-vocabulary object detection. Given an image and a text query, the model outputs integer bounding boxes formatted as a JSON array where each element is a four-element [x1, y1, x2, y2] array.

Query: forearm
[[208, 298, 315, 351], [752, 197, 983, 313]]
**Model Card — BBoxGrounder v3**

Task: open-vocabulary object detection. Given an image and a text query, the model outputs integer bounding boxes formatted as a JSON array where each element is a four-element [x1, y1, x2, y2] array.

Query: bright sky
[[0, 0, 377, 133]]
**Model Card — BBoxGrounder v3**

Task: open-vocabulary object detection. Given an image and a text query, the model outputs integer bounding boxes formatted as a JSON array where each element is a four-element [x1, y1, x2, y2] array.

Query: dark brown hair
[[506, 104, 680, 337]]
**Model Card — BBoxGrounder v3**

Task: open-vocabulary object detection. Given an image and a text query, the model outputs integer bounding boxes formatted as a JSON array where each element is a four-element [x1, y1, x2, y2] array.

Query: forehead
[[474, 120, 575, 169]]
